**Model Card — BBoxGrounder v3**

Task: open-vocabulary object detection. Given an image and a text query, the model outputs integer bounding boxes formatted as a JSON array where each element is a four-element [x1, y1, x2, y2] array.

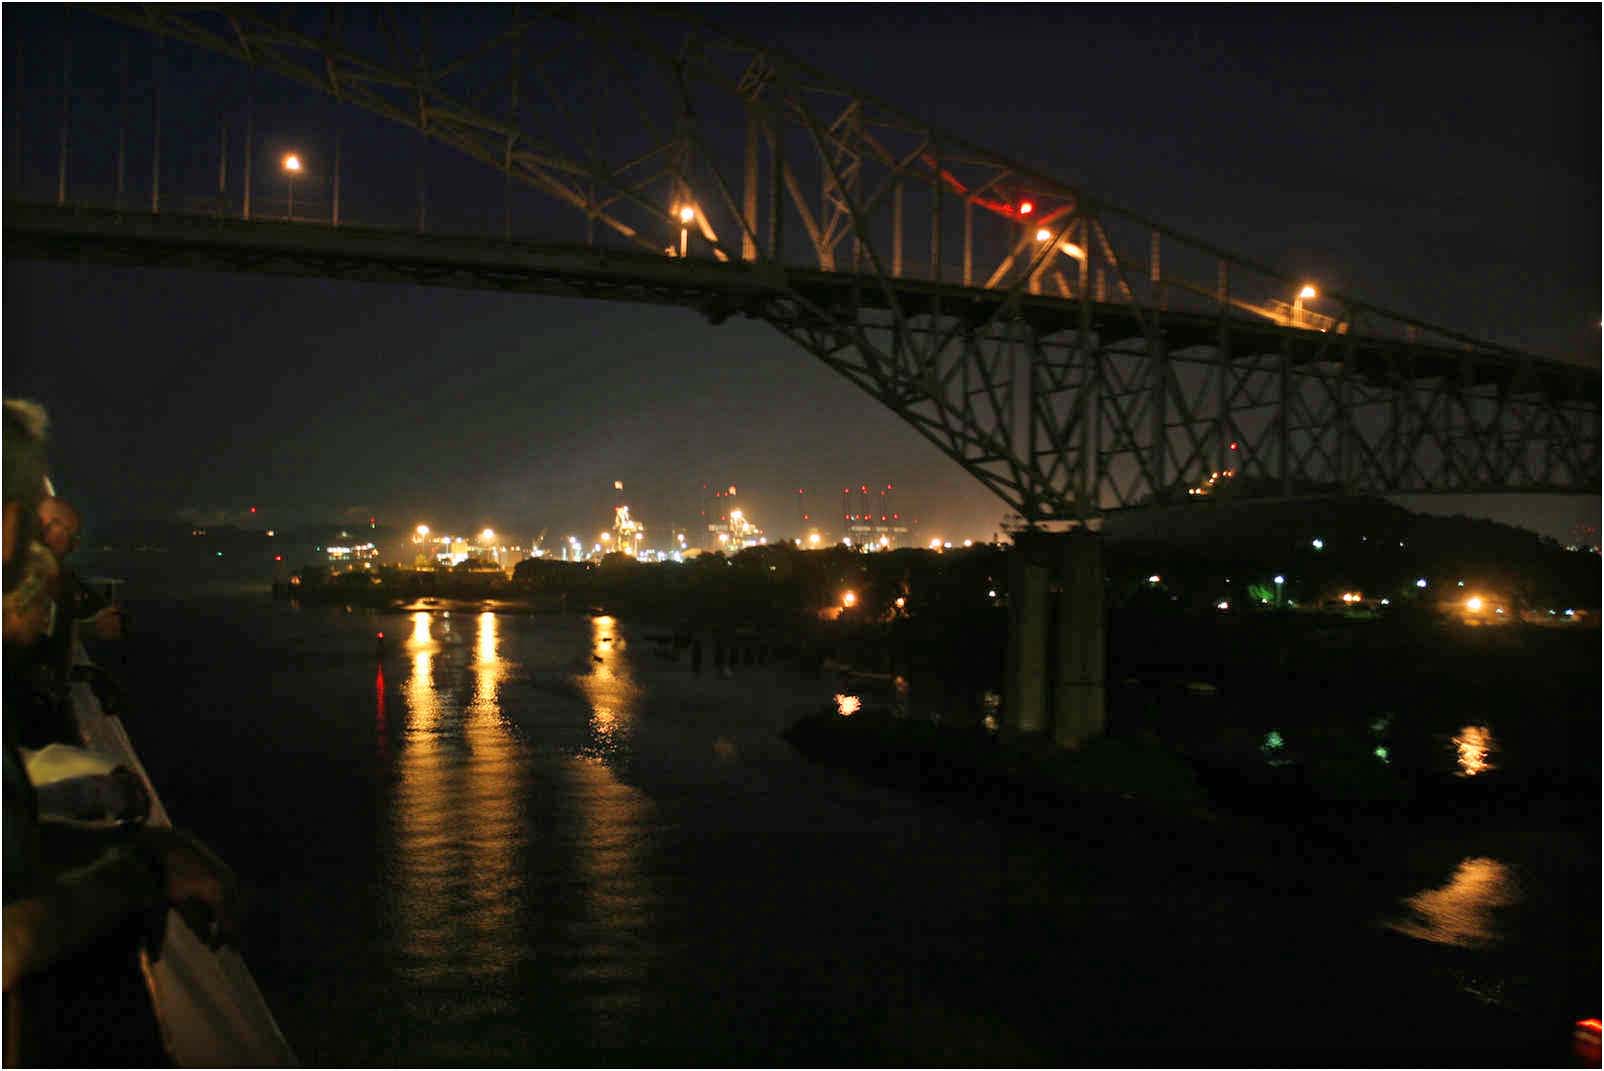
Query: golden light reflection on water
[[391, 610, 526, 990], [567, 617, 656, 1029], [1453, 725, 1496, 777], [1387, 856, 1520, 948], [581, 614, 638, 749]]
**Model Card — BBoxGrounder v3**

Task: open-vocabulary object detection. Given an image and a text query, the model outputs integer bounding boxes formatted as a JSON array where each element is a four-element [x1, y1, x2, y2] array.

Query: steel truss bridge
[[6, 5, 1598, 522]]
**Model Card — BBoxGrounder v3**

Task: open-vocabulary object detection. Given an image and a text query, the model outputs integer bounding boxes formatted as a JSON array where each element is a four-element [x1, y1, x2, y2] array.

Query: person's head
[[3, 541, 59, 647], [37, 497, 81, 564], [3, 400, 50, 592]]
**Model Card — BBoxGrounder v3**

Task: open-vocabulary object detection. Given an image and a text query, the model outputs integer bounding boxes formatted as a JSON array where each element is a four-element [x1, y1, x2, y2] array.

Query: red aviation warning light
[[1017, 200, 1034, 216]]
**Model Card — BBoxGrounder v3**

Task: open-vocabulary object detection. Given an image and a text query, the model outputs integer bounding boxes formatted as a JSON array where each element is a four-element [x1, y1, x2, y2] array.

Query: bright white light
[[1148, 574, 1162, 584], [282, 153, 303, 173], [1035, 227, 1052, 242], [841, 591, 857, 608], [1216, 600, 1230, 610], [988, 589, 998, 598], [1273, 575, 1285, 585], [1311, 538, 1324, 550], [1416, 578, 1428, 588], [480, 528, 495, 542], [678, 206, 695, 224], [415, 524, 430, 537], [1298, 285, 1317, 300]]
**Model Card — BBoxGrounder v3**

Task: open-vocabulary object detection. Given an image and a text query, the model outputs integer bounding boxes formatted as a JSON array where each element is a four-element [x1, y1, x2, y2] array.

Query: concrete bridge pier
[[1052, 529, 1106, 748], [1002, 529, 1107, 746], [1002, 547, 1051, 735]]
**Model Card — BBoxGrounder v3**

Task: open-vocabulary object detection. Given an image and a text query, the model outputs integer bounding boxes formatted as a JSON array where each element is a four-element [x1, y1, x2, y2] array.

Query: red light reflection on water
[[375, 665, 387, 761]]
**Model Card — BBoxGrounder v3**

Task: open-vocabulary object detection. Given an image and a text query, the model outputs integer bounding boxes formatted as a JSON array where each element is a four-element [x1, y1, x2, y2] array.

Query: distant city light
[[1416, 578, 1427, 588], [1216, 600, 1230, 610], [480, 528, 495, 542], [282, 153, 302, 173], [1465, 596, 1484, 612], [894, 596, 906, 609], [677, 205, 695, 224], [841, 591, 857, 608], [808, 533, 821, 546], [1311, 538, 1324, 550], [416, 524, 430, 537], [1017, 200, 1034, 216], [1298, 285, 1318, 300], [1035, 227, 1052, 242], [1273, 575, 1285, 585], [988, 589, 998, 598], [963, 540, 973, 547], [1148, 574, 1161, 584]]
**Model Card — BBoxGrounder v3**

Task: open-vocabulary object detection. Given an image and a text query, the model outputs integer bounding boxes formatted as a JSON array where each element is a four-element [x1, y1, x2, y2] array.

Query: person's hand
[[86, 604, 123, 641], [138, 829, 241, 947]]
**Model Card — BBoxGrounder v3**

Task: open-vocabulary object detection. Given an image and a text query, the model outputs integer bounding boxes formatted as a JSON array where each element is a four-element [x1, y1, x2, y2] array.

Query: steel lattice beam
[[10, 6, 1599, 520]]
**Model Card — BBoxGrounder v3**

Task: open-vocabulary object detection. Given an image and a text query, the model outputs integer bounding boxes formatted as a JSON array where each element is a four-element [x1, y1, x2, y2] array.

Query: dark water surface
[[109, 595, 1598, 1065]]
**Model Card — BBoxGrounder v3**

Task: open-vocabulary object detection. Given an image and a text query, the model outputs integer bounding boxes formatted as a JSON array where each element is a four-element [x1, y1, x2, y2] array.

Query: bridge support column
[[1003, 542, 1050, 736], [1052, 529, 1105, 749]]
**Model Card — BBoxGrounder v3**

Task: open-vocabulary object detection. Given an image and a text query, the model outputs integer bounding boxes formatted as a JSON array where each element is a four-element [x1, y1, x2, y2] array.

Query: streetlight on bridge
[[677, 205, 695, 258], [282, 153, 303, 220], [1292, 284, 1317, 328]]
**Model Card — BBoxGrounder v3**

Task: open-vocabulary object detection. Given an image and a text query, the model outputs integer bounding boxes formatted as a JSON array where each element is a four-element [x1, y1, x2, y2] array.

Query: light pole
[[282, 152, 302, 220], [1292, 284, 1317, 328]]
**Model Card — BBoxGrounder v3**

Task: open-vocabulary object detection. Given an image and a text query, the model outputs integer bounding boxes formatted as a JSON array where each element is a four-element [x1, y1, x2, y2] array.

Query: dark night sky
[[4, 5, 1599, 544]]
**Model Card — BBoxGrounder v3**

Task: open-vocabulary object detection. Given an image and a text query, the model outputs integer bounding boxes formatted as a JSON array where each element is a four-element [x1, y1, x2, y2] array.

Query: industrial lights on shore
[[1311, 538, 1324, 550], [282, 153, 303, 173], [1298, 284, 1318, 300], [841, 591, 857, 608], [677, 205, 695, 224], [480, 528, 495, 543], [1416, 578, 1428, 588], [1465, 596, 1484, 612], [1017, 200, 1034, 216]]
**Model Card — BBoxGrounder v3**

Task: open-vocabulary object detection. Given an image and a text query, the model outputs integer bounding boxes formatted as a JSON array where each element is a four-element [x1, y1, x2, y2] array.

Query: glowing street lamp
[[480, 528, 495, 543], [1274, 574, 1285, 606], [1292, 283, 1317, 328], [1465, 595, 1484, 613], [282, 153, 303, 219], [415, 524, 430, 538], [675, 205, 695, 257], [841, 591, 857, 608]]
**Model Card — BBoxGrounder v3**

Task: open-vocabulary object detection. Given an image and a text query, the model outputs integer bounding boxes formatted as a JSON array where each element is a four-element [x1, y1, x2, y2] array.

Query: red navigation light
[[274, 555, 283, 562], [1018, 201, 1034, 216], [1230, 441, 1239, 450], [249, 506, 257, 514], [377, 632, 384, 640], [893, 513, 900, 520]]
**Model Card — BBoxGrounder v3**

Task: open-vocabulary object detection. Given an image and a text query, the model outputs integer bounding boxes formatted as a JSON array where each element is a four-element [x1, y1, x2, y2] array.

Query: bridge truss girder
[[35, 6, 1604, 518]]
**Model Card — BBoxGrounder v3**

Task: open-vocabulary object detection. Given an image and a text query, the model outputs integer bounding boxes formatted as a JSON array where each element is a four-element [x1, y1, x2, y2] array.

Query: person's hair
[[4, 400, 51, 593], [3, 400, 49, 508]]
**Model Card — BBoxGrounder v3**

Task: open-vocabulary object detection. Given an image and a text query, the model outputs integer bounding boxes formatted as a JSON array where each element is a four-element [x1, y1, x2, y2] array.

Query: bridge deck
[[6, 201, 1597, 407]]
